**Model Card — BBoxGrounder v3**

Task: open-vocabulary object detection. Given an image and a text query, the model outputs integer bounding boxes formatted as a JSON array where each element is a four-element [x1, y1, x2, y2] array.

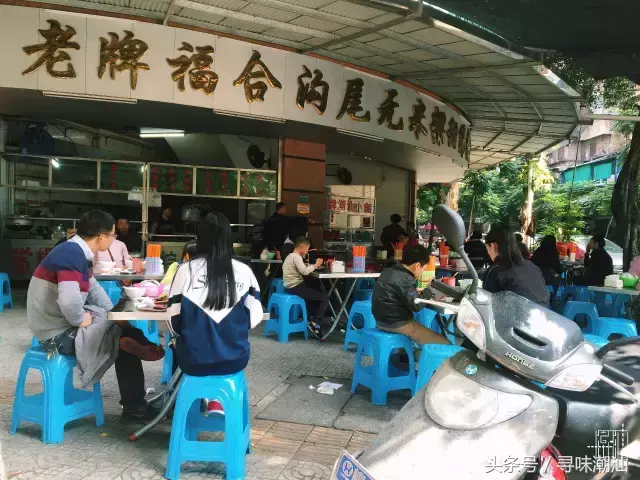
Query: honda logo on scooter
[[505, 351, 535, 369]]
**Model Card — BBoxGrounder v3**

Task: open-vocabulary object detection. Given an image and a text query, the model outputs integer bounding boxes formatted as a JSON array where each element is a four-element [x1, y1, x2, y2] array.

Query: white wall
[[325, 152, 412, 243]]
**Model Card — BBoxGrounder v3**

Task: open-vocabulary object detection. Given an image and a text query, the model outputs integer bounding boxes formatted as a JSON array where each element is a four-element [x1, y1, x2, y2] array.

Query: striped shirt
[[282, 252, 316, 289]]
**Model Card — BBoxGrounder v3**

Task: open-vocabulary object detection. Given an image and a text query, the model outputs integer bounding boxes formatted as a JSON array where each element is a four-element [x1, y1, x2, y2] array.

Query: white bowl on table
[[123, 286, 146, 299], [95, 261, 116, 273]]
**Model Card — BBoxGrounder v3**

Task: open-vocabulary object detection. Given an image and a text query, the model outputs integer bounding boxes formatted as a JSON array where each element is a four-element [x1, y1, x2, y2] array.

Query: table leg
[[321, 278, 357, 341], [324, 279, 339, 320], [129, 367, 183, 442]]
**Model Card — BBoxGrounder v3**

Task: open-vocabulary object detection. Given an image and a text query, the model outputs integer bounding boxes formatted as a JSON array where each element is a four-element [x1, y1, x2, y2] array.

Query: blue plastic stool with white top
[[264, 293, 308, 343], [11, 349, 104, 443], [343, 301, 376, 351], [351, 329, 416, 406], [0, 272, 12, 312], [165, 371, 250, 480]]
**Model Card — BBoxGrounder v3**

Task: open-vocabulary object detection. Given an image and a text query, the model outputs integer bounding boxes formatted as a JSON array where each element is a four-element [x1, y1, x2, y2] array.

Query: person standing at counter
[[116, 218, 142, 254], [263, 202, 289, 251], [151, 207, 176, 235], [380, 214, 406, 258]]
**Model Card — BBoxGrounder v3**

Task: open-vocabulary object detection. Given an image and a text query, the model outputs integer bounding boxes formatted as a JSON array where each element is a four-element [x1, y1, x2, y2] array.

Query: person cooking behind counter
[[151, 207, 176, 236]]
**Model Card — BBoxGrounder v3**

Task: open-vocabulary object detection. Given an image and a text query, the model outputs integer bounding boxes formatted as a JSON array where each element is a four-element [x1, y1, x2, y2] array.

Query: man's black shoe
[[122, 404, 160, 422]]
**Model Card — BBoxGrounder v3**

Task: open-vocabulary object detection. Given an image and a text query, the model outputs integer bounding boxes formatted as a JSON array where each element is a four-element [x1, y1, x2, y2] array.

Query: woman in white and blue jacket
[[167, 212, 264, 377]]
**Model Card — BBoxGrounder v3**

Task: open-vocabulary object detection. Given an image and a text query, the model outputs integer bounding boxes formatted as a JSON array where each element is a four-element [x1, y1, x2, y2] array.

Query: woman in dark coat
[[531, 235, 563, 286]]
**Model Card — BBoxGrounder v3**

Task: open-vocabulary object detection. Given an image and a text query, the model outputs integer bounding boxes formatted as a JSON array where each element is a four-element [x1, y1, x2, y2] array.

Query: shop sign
[[297, 195, 310, 215], [328, 195, 347, 213], [0, 6, 471, 166]]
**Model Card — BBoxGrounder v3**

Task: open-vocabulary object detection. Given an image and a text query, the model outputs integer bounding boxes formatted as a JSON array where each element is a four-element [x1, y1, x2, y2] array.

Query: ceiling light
[[213, 110, 286, 123], [336, 129, 384, 142], [415, 146, 442, 156], [51, 158, 60, 168], [42, 91, 137, 104], [139, 132, 185, 138]]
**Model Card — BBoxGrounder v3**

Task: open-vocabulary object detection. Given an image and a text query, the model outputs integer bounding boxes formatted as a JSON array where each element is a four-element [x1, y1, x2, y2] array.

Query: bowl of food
[[267, 251, 276, 259], [620, 273, 639, 289], [134, 281, 164, 297], [123, 286, 146, 299], [95, 261, 116, 272]]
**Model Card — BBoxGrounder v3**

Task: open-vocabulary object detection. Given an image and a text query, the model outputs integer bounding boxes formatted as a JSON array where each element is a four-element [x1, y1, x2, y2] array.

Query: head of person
[[181, 239, 197, 262], [162, 207, 172, 220], [76, 210, 115, 253], [515, 233, 524, 244], [294, 237, 311, 256], [275, 202, 286, 215], [195, 212, 236, 310], [116, 217, 129, 234], [590, 234, 606, 250], [401, 244, 430, 279], [539, 235, 558, 253], [390, 213, 401, 224], [470, 230, 482, 240], [398, 232, 409, 246], [484, 226, 524, 267]]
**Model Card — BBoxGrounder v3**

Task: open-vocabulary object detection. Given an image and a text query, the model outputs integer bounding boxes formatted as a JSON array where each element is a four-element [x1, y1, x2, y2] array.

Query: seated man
[[575, 234, 614, 287], [282, 237, 328, 338], [27, 210, 164, 421], [372, 245, 450, 345]]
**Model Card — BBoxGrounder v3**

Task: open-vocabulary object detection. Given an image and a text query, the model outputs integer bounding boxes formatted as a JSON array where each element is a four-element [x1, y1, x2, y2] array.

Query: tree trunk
[[447, 182, 460, 211], [520, 158, 535, 237], [468, 194, 476, 237], [612, 121, 640, 270]]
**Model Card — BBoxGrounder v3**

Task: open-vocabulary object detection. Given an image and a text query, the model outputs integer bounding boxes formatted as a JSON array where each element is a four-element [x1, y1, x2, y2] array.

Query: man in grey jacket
[[27, 210, 163, 421]]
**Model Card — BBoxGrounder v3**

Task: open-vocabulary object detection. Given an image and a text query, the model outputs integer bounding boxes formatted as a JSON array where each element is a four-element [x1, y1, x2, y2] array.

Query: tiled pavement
[[0, 293, 380, 480]]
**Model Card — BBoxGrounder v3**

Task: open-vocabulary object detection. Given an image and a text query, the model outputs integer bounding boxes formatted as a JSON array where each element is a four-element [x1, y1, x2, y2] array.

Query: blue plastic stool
[[583, 334, 609, 348], [552, 285, 565, 313], [415, 344, 465, 391], [355, 278, 375, 290], [414, 308, 437, 328], [353, 289, 373, 302], [546, 285, 555, 295], [129, 320, 160, 345], [561, 286, 593, 304], [0, 273, 12, 312], [344, 301, 376, 350], [98, 281, 122, 306], [31, 337, 40, 348], [161, 331, 174, 385], [268, 278, 285, 298], [351, 329, 416, 406], [562, 301, 599, 333], [594, 317, 638, 340], [11, 349, 104, 443], [593, 291, 617, 317], [165, 371, 250, 480], [264, 294, 308, 343]]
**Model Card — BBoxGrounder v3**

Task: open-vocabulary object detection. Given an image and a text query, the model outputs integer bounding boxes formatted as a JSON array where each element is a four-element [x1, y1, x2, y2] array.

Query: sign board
[[0, 5, 471, 167], [332, 451, 376, 480], [297, 203, 310, 215]]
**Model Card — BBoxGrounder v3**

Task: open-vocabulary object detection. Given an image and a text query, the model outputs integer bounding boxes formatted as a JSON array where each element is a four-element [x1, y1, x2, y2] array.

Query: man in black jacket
[[372, 245, 450, 345], [576, 234, 613, 287]]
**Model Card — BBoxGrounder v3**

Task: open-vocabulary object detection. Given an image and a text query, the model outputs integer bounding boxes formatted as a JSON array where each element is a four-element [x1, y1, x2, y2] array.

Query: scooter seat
[[548, 343, 639, 464]]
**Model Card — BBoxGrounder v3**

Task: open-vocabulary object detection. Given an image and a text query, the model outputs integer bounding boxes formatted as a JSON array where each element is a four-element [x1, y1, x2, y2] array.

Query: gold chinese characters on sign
[[430, 106, 446, 146], [296, 65, 329, 114], [377, 89, 403, 131], [408, 98, 428, 140], [337, 78, 370, 122], [233, 50, 282, 103], [22, 19, 80, 78], [99, 31, 149, 89], [167, 42, 218, 95]]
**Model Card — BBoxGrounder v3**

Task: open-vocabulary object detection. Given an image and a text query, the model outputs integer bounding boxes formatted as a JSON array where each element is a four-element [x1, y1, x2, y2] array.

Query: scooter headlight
[[456, 298, 486, 351], [425, 359, 532, 430], [545, 363, 602, 391]]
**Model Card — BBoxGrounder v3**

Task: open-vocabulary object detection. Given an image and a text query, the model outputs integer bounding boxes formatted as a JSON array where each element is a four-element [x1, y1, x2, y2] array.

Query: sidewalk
[[0, 294, 395, 480]]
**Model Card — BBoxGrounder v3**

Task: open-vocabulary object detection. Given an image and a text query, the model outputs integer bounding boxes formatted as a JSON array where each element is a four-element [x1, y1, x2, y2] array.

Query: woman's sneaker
[[205, 400, 225, 416]]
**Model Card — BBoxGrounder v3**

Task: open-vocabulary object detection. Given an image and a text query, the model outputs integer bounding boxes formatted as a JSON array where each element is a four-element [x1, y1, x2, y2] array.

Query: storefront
[[0, 3, 580, 279]]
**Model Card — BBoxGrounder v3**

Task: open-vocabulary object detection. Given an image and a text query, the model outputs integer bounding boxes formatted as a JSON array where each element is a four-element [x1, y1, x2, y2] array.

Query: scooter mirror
[[432, 204, 466, 251]]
